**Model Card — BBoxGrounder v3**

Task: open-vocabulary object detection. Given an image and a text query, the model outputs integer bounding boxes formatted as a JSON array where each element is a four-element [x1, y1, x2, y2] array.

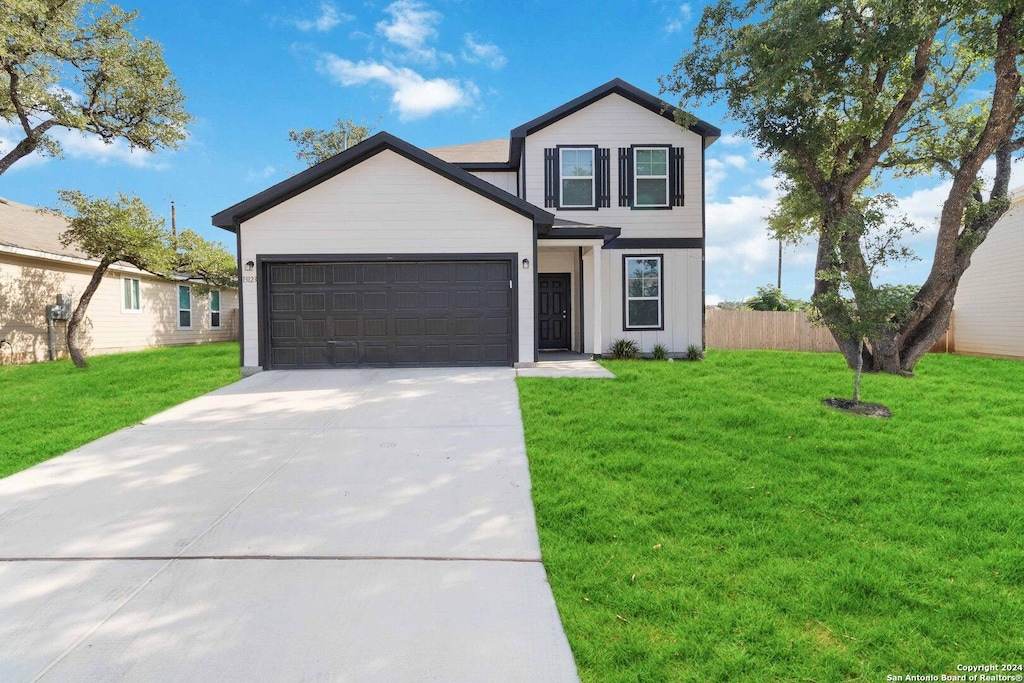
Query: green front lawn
[[518, 351, 1024, 682], [0, 342, 240, 478]]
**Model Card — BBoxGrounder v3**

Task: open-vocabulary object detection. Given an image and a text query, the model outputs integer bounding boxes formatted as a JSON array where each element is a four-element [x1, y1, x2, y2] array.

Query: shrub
[[652, 343, 668, 360], [609, 338, 640, 360], [686, 344, 705, 361]]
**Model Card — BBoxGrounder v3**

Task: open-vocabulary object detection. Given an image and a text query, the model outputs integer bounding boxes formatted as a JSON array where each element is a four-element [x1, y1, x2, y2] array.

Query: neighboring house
[[213, 78, 720, 371], [0, 197, 238, 364], [952, 185, 1024, 360]]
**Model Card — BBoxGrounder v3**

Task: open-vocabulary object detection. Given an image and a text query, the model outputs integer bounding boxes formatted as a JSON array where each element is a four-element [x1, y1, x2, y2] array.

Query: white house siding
[[239, 149, 535, 368], [601, 248, 702, 354], [953, 195, 1024, 359], [537, 247, 582, 351], [523, 93, 705, 239], [0, 253, 237, 363], [468, 170, 518, 196]]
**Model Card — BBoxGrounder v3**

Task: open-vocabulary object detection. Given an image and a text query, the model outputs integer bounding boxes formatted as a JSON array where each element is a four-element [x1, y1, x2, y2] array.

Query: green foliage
[[608, 338, 639, 360], [651, 343, 668, 360], [53, 190, 173, 272], [518, 351, 1024, 680], [0, 343, 239, 478], [686, 343, 704, 361], [288, 117, 379, 167], [172, 229, 238, 288], [745, 285, 804, 311], [0, 0, 191, 174]]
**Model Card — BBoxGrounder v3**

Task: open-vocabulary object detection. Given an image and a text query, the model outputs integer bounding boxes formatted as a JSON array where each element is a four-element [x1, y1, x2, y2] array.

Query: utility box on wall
[[47, 294, 72, 321]]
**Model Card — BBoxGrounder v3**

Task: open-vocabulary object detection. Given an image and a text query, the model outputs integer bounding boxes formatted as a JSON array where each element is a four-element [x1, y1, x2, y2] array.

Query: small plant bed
[[823, 396, 893, 418], [517, 350, 1024, 681], [0, 342, 240, 478]]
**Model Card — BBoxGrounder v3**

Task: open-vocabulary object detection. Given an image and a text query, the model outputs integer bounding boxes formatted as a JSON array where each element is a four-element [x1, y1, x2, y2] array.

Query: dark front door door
[[538, 273, 570, 350]]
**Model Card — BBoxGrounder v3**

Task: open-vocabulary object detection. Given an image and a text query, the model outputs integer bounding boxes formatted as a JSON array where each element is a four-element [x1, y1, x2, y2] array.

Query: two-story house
[[213, 79, 720, 371]]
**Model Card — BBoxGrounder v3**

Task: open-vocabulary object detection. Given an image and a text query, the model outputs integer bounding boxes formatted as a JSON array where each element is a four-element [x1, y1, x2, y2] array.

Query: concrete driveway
[[0, 368, 579, 682]]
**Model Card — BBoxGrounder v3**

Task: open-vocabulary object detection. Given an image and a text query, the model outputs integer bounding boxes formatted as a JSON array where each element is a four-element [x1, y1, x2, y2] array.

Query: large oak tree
[[1, 0, 190, 175], [663, 0, 1024, 374]]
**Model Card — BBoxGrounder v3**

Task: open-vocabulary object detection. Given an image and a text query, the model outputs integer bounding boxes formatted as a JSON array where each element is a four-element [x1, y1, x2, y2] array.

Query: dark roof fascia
[[543, 226, 622, 243], [212, 132, 552, 231], [509, 78, 722, 145], [452, 161, 517, 172]]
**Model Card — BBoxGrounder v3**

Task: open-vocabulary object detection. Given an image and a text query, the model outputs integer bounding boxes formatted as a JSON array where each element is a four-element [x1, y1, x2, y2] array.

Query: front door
[[538, 273, 571, 350]]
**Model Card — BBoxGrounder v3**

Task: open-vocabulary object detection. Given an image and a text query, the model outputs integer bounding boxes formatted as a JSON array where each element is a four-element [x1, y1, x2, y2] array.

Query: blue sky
[[1, 0, 1020, 304]]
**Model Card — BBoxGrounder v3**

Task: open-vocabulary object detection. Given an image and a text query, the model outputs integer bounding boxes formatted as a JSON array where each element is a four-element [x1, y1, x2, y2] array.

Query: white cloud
[[294, 2, 353, 32], [664, 4, 692, 33], [318, 55, 477, 120], [706, 293, 724, 306], [462, 35, 506, 69], [376, 0, 445, 63], [246, 165, 276, 182]]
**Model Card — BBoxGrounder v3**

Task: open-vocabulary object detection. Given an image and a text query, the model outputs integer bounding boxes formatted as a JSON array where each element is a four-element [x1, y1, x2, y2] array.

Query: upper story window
[[560, 148, 595, 208], [122, 277, 141, 313], [618, 146, 685, 209], [544, 146, 610, 210], [634, 147, 669, 207]]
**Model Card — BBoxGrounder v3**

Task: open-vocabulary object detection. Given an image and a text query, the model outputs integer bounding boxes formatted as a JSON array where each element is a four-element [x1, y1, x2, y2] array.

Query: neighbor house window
[[210, 290, 221, 329], [634, 147, 669, 207], [122, 277, 141, 312], [624, 255, 663, 329], [178, 285, 192, 329], [560, 147, 595, 208]]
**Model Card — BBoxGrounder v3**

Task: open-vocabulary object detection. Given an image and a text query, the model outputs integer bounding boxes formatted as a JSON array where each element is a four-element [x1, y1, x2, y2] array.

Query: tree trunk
[[869, 331, 903, 374], [0, 119, 60, 176], [66, 259, 113, 368], [853, 339, 864, 403]]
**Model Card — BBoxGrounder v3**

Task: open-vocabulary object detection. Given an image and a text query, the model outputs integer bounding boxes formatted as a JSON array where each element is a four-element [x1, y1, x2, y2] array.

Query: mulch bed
[[823, 397, 893, 418]]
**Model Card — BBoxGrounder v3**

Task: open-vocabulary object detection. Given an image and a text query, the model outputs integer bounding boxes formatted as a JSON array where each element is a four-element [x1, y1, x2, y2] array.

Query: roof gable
[[510, 78, 721, 143], [212, 132, 553, 231]]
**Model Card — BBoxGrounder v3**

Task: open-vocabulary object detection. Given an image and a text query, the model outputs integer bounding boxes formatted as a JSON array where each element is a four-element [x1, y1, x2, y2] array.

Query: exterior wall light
[[522, 258, 530, 270], [245, 260, 255, 271]]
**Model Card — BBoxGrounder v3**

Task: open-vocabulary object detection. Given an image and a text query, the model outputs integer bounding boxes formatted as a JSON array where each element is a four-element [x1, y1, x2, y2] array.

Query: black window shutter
[[670, 147, 684, 206], [618, 147, 633, 207], [596, 148, 610, 207], [544, 148, 558, 208]]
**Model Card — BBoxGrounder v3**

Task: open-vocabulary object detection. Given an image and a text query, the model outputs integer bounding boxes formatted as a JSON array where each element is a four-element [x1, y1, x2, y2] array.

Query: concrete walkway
[[0, 369, 579, 682]]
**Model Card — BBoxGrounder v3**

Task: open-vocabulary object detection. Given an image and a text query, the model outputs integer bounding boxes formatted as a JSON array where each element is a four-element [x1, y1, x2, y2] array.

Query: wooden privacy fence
[[705, 308, 953, 353]]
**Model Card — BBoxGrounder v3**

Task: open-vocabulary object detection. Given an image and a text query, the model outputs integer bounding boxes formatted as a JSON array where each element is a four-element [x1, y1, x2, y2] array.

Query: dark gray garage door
[[265, 259, 514, 368]]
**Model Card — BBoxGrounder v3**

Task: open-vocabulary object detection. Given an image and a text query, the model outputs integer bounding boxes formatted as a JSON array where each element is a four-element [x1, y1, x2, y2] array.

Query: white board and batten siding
[[523, 93, 705, 238], [601, 248, 703, 353], [953, 191, 1024, 359], [239, 149, 536, 367], [468, 171, 517, 196]]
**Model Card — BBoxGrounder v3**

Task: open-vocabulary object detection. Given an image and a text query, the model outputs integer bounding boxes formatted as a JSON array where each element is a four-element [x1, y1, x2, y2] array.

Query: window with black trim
[[544, 146, 610, 209], [634, 147, 669, 207], [560, 147, 595, 208], [210, 290, 221, 329], [624, 255, 663, 329], [618, 146, 685, 208], [178, 285, 192, 329]]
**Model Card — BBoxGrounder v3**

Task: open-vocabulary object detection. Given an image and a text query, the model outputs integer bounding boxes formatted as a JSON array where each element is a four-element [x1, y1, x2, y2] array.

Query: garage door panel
[[301, 293, 325, 311], [301, 265, 326, 284], [363, 292, 387, 310], [266, 259, 513, 369], [364, 319, 388, 336], [394, 291, 419, 309]]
